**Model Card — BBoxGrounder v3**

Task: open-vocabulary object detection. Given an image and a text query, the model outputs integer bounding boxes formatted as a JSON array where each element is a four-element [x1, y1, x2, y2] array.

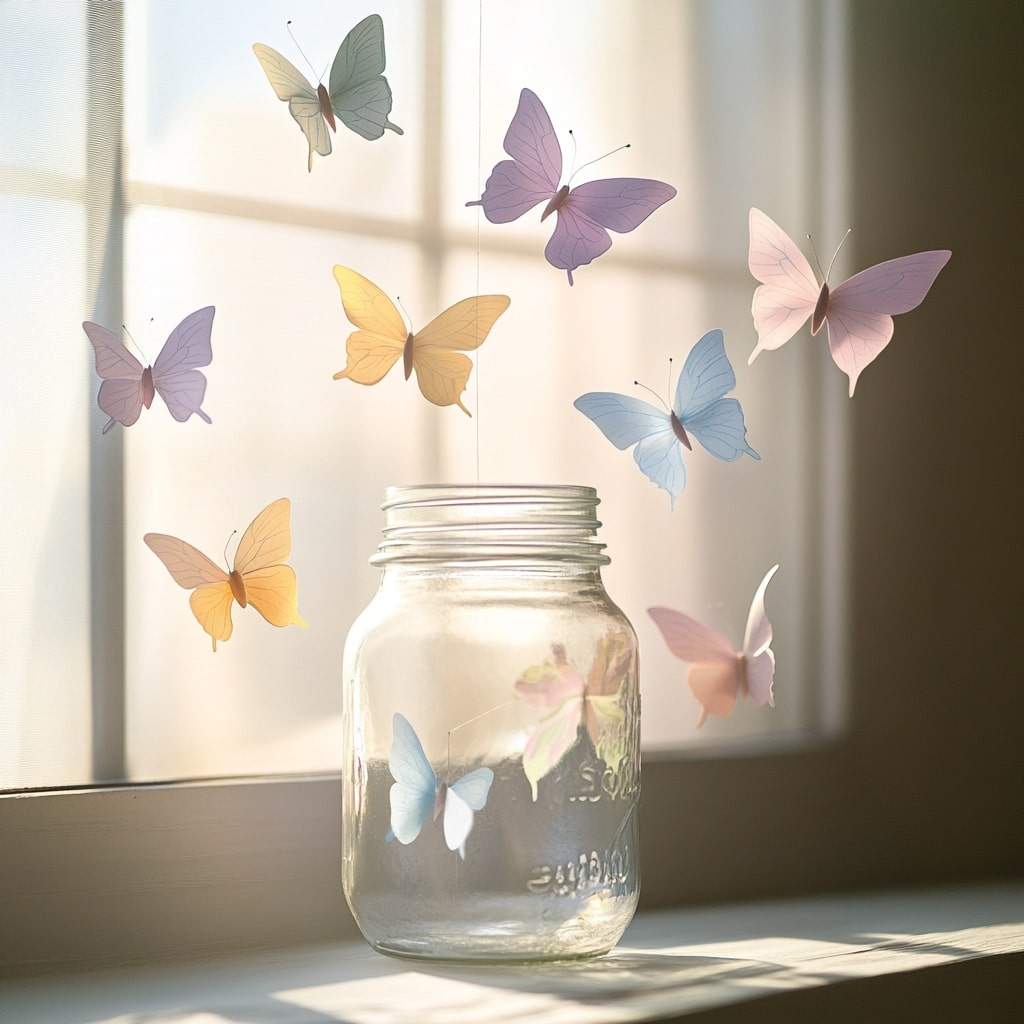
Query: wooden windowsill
[[1, 881, 1021, 1023]]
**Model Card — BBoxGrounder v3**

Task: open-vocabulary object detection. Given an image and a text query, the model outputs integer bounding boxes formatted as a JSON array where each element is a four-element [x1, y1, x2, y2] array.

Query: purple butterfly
[[83, 306, 215, 433], [467, 88, 676, 285]]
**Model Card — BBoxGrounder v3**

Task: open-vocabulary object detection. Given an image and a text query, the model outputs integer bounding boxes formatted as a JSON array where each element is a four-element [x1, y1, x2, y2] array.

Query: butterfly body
[[332, 265, 509, 415], [467, 88, 675, 284], [574, 329, 758, 507], [315, 83, 336, 131], [748, 207, 951, 395], [541, 184, 571, 221], [388, 712, 493, 859], [811, 281, 830, 335], [227, 569, 247, 608], [84, 306, 214, 433], [139, 366, 155, 409], [669, 411, 692, 450], [649, 564, 780, 726], [144, 498, 307, 651], [401, 330, 415, 379], [253, 14, 402, 172]]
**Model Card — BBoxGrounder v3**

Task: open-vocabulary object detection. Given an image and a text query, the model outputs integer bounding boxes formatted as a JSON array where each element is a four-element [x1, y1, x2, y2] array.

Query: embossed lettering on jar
[[342, 485, 640, 962]]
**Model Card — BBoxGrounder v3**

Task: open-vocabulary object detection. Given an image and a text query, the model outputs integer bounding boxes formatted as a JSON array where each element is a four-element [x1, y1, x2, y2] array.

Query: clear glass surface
[[342, 485, 640, 961]]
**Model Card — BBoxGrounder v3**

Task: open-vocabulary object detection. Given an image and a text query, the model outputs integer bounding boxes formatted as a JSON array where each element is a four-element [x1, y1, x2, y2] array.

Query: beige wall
[[640, 0, 1023, 908]]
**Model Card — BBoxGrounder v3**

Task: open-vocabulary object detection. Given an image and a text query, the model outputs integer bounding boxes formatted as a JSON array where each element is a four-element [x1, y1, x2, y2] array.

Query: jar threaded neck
[[370, 484, 610, 566]]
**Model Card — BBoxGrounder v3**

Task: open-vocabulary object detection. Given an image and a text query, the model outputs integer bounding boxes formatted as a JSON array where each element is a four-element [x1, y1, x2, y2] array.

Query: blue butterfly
[[388, 712, 494, 859], [574, 329, 759, 507]]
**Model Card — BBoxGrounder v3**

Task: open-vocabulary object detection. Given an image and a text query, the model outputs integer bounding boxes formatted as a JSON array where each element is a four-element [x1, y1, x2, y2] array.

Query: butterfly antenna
[[285, 20, 323, 82], [394, 295, 413, 332], [222, 529, 238, 571], [634, 377, 669, 413], [120, 322, 151, 365], [567, 143, 631, 187], [806, 227, 851, 284], [824, 228, 852, 283]]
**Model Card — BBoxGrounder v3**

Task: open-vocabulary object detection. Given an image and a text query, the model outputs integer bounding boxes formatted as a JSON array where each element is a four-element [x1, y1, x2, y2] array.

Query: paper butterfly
[[466, 88, 676, 284], [253, 14, 403, 172], [574, 329, 759, 508], [83, 306, 214, 434], [648, 564, 780, 727], [144, 498, 307, 651], [388, 712, 494, 860], [332, 265, 510, 416], [514, 633, 632, 801], [748, 207, 951, 396]]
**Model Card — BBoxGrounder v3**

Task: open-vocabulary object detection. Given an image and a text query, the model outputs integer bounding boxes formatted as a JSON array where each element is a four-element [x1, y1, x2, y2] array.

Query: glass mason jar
[[341, 484, 641, 962]]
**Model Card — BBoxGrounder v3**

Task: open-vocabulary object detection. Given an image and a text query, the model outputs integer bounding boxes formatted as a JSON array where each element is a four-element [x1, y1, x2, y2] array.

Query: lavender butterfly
[[574, 329, 759, 508], [466, 88, 676, 285], [83, 306, 214, 433]]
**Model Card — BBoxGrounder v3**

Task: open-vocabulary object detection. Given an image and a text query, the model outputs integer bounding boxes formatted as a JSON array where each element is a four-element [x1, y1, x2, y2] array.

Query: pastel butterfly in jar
[[467, 87, 676, 284], [144, 498, 307, 651], [387, 713, 494, 860], [574, 329, 759, 508], [648, 564, 780, 727], [83, 306, 214, 433], [748, 207, 951, 395], [253, 14, 403, 172], [332, 265, 510, 416]]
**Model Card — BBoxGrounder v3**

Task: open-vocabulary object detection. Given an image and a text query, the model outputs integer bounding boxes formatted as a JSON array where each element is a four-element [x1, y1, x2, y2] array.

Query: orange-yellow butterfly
[[332, 265, 510, 416], [144, 498, 307, 651]]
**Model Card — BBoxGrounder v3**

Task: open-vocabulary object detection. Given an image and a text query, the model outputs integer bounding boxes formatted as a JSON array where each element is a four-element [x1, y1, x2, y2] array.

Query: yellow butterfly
[[332, 265, 510, 416], [144, 498, 308, 651]]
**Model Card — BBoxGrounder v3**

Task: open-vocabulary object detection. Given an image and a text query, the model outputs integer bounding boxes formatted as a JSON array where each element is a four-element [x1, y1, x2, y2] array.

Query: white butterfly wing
[[444, 767, 494, 859], [388, 713, 437, 845], [744, 648, 777, 709], [826, 250, 951, 396], [748, 207, 821, 361], [253, 44, 332, 171], [741, 565, 779, 707]]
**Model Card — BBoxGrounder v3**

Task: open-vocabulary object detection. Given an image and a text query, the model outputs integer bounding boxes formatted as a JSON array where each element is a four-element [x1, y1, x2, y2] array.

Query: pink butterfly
[[748, 207, 951, 395], [466, 88, 676, 285], [83, 306, 215, 433], [648, 565, 779, 727]]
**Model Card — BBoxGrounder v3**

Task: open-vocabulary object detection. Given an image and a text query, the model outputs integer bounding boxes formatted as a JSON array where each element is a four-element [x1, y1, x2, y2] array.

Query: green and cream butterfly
[[253, 14, 403, 172]]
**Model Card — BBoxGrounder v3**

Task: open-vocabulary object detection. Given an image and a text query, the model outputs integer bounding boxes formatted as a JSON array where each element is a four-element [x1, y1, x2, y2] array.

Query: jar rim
[[379, 483, 599, 509]]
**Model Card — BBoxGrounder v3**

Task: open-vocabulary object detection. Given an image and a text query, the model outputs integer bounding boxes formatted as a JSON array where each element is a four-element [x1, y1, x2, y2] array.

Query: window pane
[[124, 0, 422, 221], [0, 1, 93, 789], [2, 0, 847, 788], [122, 211, 434, 779]]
